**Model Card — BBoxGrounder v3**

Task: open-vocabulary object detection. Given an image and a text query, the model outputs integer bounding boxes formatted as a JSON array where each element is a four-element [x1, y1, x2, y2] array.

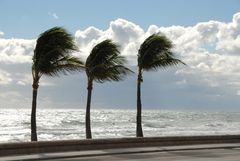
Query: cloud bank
[[0, 12, 240, 109], [0, 39, 34, 64], [74, 12, 240, 97]]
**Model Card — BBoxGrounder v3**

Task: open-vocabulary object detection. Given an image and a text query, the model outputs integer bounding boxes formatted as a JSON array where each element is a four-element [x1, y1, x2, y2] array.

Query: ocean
[[0, 109, 240, 143]]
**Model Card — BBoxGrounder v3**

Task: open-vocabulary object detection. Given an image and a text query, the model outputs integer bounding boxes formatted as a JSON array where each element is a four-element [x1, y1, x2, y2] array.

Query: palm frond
[[32, 26, 83, 77], [138, 33, 184, 70], [42, 56, 85, 76], [86, 39, 133, 83], [86, 40, 120, 68], [93, 65, 133, 83], [143, 57, 185, 71], [88, 54, 126, 74]]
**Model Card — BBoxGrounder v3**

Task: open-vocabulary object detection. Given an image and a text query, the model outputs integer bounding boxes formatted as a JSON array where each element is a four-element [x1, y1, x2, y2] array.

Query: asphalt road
[[44, 147, 240, 161], [2, 144, 240, 161]]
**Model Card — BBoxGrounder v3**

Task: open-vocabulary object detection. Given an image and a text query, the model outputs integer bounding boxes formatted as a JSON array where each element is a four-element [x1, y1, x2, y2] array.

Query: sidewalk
[[1, 143, 240, 161]]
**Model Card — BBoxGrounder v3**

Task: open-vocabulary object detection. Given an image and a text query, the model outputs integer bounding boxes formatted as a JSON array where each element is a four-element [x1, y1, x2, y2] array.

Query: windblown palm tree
[[31, 27, 84, 141], [136, 33, 185, 137], [85, 39, 133, 139]]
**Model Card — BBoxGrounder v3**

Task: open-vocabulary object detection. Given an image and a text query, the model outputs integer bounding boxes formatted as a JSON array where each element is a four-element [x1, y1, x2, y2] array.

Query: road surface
[[44, 148, 240, 161], [1, 144, 240, 161]]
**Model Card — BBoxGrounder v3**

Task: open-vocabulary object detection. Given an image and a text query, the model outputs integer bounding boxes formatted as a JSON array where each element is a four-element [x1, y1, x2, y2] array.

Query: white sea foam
[[0, 109, 240, 143]]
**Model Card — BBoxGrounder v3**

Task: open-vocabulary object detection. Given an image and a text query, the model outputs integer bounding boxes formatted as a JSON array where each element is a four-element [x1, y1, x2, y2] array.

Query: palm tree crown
[[138, 33, 184, 71], [32, 27, 83, 81], [86, 39, 132, 82]]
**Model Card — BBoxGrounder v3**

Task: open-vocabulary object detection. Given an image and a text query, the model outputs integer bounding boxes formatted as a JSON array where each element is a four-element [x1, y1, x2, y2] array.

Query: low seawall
[[0, 135, 240, 156]]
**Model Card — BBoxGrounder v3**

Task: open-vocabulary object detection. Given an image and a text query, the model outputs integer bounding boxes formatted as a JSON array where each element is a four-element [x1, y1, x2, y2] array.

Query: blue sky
[[0, 1, 240, 111], [1, 0, 240, 38]]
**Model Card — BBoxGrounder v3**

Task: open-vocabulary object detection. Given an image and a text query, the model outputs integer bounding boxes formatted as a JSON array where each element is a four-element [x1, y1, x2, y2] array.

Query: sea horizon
[[3, 107, 240, 113]]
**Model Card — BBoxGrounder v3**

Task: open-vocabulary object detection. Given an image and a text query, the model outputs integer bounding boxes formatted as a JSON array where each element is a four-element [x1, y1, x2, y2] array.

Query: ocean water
[[0, 109, 240, 143]]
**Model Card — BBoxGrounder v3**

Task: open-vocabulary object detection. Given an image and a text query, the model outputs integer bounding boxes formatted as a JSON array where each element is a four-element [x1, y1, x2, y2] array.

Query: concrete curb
[[0, 135, 240, 157]]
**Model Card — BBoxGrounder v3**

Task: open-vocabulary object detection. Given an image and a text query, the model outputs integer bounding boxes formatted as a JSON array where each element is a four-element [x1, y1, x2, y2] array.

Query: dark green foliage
[[138, 33, 185, 71], [86, 39, 133, 83], [32, 27, 84, 79]]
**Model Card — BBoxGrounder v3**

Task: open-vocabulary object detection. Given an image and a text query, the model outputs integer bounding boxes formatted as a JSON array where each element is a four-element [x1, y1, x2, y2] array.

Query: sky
[[0, 0, 240, 111]]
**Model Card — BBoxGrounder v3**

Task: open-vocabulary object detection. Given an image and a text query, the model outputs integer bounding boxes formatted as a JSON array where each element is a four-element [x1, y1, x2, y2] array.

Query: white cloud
[[176, 79, 187, 86], [74, 13, 240, 94], [16, 81, 26, 86], [53, 13, 59, 19], [0, 91, 22, 99], [39, 80, 56, 87], [0, 39, 35, 64], [0, 31, 4, 37], [75, 27, 104, 59], [15, 74, 31, 86], [236, 90, 240, 96], [0, 70, 12, 85], [15, 73, 56, 87], [75, 18, 144, 62], [109, 18, 144, 46], [0, 91, 31, 108], [48, 12, 59, 20]]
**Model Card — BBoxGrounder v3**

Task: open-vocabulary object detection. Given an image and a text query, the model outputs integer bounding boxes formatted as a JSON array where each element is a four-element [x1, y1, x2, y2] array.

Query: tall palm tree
[[31, 27, 84, 141], [136, 33, 185, 137], [85, 39, 133, 139]]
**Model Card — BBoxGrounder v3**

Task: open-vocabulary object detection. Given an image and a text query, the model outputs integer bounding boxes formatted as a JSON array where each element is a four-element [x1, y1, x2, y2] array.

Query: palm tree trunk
[[31, 81, 38, 141], [86, 78, 93, 139], [136, 68, 143, 137]]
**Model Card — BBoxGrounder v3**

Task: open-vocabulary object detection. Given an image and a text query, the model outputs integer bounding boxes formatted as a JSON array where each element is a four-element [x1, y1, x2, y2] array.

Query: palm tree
[[31, 27, 84, 141], [136, 33, 185, 137], [85, 39, 133, 139]]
